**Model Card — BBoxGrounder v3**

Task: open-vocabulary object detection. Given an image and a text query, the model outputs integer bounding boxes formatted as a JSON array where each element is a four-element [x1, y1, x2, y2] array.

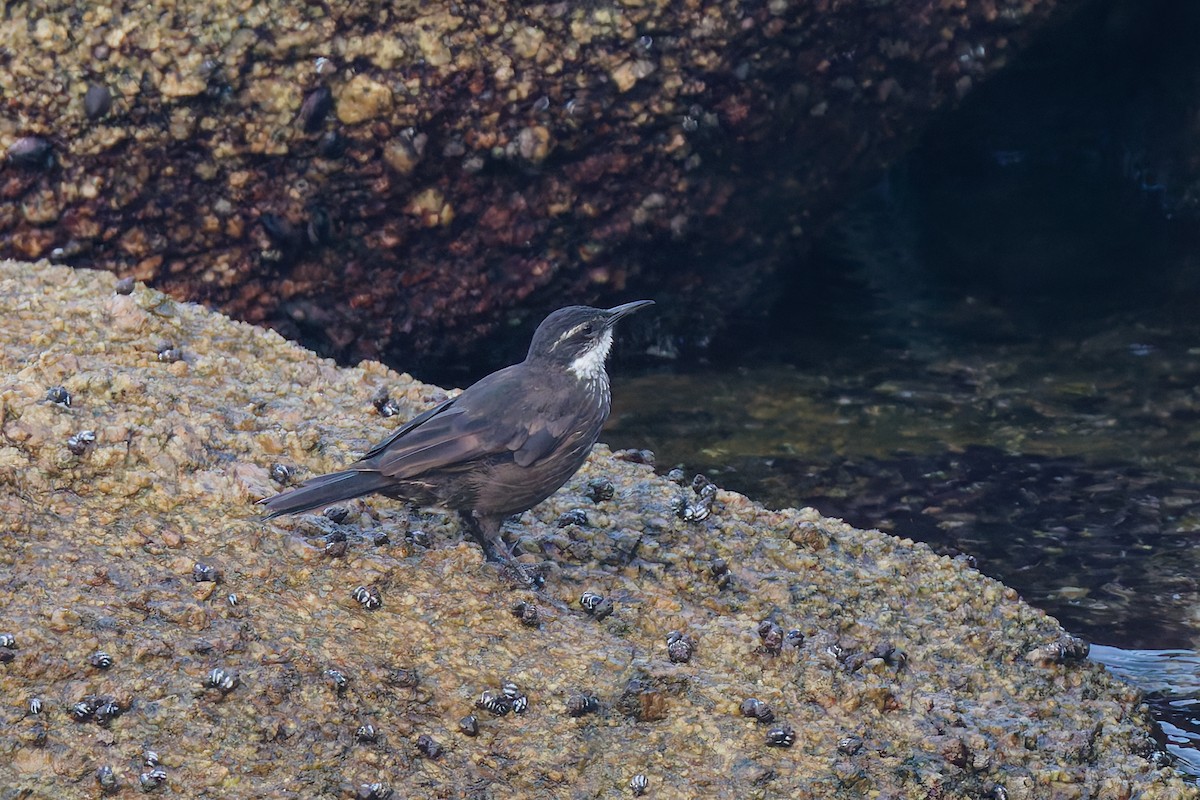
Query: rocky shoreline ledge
[[0, 260, 1193, 799]]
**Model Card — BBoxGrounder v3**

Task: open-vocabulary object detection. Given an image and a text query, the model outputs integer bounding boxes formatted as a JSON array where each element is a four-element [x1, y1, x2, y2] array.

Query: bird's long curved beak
[[604, 299, 655, 323]]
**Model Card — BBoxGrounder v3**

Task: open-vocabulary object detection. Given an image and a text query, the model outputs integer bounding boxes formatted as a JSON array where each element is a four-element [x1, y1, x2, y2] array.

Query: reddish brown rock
[[0, 0, 1076, 369]]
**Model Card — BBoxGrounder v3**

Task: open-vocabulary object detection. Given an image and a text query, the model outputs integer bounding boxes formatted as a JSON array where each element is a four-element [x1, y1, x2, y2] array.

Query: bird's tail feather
[[259, 469, 393, 519]]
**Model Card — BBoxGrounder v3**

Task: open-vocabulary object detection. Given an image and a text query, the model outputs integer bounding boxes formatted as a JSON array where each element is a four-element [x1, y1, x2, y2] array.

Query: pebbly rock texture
[[0, 260, 1195, 799], [0, 0, 1077, 370]]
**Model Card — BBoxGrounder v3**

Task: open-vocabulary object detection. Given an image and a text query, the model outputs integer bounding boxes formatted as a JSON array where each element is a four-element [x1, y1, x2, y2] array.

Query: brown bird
[[261, 301, 654, 570]]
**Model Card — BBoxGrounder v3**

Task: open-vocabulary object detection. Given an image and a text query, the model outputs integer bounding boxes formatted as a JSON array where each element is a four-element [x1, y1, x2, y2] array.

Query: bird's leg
[[458, 511, 535, 587], [458, 510, 506, 561]]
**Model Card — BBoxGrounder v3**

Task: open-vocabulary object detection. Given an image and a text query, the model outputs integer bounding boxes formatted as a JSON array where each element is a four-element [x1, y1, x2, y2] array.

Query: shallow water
[[610, 296, 1200, 648], [605, 283, 1200, 778], [1093, 646, 1200, 778]]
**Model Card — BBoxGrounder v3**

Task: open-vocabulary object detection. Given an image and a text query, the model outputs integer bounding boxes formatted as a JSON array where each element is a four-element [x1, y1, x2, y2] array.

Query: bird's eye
[[580, 323, 595, 336]]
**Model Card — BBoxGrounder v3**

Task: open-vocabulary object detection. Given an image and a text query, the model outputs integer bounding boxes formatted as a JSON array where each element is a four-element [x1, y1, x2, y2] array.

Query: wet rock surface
[[0, 0, 1073, 371], [741, 446, 1200, 649], [0, 260, 1194, 799]]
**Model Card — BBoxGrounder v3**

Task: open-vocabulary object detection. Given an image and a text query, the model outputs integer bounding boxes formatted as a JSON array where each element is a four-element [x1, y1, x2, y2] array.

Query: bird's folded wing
[[360, 372, 576, 479], [512, 423, 566, 467]]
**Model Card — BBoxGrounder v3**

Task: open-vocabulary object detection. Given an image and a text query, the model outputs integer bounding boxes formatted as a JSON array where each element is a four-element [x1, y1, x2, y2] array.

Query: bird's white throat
[[569, 328, 613, 384]]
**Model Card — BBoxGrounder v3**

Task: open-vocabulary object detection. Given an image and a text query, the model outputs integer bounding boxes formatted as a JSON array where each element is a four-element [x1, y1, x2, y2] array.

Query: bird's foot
[[500, 558, 542, 589], [486, 534, 545, 589], [460, 511, 542, 589]]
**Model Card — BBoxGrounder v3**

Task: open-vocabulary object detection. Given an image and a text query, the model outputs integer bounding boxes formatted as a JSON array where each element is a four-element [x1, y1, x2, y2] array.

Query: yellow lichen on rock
[[160, 71, 207, 99], [336, 74, 394, 124]]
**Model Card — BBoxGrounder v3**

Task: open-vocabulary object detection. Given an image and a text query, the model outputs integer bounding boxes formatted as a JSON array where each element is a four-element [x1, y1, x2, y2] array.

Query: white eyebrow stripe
[[552, 323, 589, 349]]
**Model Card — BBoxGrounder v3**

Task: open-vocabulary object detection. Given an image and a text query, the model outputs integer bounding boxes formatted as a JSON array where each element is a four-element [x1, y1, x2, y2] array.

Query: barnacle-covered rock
[[0, 262, 1191, 799]]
